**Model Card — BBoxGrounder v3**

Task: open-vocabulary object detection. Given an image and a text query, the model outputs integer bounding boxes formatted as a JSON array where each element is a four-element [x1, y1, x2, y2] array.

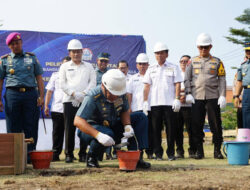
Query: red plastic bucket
[[117, 150, 140, 171], [29, 151, 53, 169]]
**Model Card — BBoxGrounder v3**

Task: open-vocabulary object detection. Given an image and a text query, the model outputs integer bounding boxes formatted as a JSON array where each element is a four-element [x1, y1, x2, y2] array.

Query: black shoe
[[52, 155, 60, 162], [168, 155, 176, 161], [137, 159, 151, 169], [79, 155, 87, 162], [106, 154, 113, 160], [87, 156, 100, 168], [65, 156, 73, 163], [154, 156, 163, 161], [214, 150, 224, 159], [176, 153, 184, 159], [147, 154, 154, 159], [194, 144, 204, 159], [188, 149, 196, 158]]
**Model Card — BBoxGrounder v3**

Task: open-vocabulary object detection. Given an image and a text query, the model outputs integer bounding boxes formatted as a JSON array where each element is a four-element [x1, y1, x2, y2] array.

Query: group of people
[[0, 31, 250, 168]]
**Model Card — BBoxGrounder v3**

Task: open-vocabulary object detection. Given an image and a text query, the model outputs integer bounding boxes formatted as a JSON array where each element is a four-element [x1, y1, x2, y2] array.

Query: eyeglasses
[[180, 60, 188, 63], [198, 46, 210, 50], [138, 63, 148, 65], [100, 60, 109, 63]]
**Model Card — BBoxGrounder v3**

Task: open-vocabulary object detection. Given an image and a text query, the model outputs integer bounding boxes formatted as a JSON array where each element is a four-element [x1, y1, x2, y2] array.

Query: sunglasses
[[198, 46, 210, 50], [100, 60, 109, 63], [138, 63, 148, 65]]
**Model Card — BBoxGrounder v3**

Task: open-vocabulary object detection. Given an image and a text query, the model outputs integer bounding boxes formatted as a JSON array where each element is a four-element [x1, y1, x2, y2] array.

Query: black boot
[[188, 148, 196, 158], [136, 151, 151, 169], [214, 145, 224, 159], [86, 154, 100, 168], [194, 144, 204, 159]]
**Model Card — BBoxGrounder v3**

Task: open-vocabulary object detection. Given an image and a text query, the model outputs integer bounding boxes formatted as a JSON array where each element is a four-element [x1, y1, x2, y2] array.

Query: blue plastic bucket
[[223, 141, 250, 165]]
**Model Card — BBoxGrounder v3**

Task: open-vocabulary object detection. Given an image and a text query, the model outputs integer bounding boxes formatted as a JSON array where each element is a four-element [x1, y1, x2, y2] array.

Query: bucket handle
[[133, 135, 139, 151], [223, 143, 227, 157]]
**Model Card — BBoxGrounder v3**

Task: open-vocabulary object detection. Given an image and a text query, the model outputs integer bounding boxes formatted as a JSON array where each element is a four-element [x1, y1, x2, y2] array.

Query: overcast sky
[[0, 0, 249, 84]]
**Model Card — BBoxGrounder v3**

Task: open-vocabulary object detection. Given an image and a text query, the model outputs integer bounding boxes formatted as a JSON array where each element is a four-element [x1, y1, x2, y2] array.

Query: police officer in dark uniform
[[0, 32, 44, 157], [234, 42, 250, 129], [74, 69, 151, 168], [96, 53, 110, 85], [185, 33, 226, 159]]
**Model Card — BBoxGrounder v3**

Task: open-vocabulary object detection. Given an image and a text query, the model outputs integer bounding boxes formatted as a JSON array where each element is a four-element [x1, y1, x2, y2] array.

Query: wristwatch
[[233, 95, 239, 99]]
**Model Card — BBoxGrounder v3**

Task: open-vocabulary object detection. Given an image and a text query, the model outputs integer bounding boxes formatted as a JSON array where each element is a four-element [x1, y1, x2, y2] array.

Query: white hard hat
[[67, 39, 83, 50], [153, 42, 168, 53], [102, 69, 126, 96], [196, 33, 212, 46], [136, 53, 149, 63]]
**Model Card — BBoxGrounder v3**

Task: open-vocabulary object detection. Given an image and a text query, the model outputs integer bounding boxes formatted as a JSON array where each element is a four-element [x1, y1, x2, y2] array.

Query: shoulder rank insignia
[[218, 62, 225, 76], [94, 94, 101, 99], [25, 52, 35, 56], [1, 54, 9, 59]]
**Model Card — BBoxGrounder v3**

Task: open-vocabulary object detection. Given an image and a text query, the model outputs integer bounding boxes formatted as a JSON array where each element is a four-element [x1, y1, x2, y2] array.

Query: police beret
[[97, 52, 110, 60], [6, 32, 21, 45]]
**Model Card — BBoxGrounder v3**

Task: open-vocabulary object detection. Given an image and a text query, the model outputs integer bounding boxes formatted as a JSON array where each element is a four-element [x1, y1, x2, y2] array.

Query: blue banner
[[0, 30, 146, 118]]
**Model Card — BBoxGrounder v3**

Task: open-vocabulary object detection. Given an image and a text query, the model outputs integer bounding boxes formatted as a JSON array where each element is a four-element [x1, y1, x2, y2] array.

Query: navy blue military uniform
[[77, 86, 149, 158], [0, 51, 43, 152], [96, 67, 108, 86], [237, 57, 250, 129]]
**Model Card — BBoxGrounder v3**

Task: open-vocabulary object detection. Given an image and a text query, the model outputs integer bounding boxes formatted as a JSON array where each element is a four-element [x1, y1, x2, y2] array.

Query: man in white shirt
[[117, 60, 132, 86], [44, 56, 71, 161], [127, 53, 154, 159], [143, 42, 182, 161], [59, 39, 96, 163], [175, 55, 196, 159]]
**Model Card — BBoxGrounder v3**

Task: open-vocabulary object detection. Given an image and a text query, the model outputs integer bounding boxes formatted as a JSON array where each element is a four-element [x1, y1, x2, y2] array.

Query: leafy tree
[[225, 8, 250, 45]]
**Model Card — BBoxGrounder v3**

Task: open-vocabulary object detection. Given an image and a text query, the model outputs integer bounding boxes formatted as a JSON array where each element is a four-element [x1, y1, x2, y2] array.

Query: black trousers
[[192, 99, 223, 147], [237, 108, 243, 129], [63, 102, 86, 157], [151, 106, 176, 158], [145, 111, 153, 155], [175, 107, 196, 154], [51, 112, 65, 157], [134, 111, 153, 155]]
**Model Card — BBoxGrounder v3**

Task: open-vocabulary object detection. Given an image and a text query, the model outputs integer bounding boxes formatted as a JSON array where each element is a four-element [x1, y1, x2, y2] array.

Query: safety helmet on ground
[[153, 42, 168, 53], [102, 69, 126, 96], [67, 39, 83, 50], [136, 53, 149, 63], [196, 33, 212, 46]]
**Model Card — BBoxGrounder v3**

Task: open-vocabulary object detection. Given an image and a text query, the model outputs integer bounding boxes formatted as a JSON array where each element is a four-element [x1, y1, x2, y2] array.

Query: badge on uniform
[[242, 73, 246, 76], [114, 98, 123, 108], [24, 58, 32, 64], [9, 68, 15, 75], [7, 56, 12, 65], [218, 62, 225, 76], [165, 68, 174, 76], [194, 69, 200, 74], [210, 69, 216, 75], [103, 120, 109, 127]]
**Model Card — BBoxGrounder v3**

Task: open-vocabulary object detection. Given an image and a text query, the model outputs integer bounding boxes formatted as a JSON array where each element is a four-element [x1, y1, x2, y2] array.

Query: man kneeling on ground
[[74, 69, 151, 168]]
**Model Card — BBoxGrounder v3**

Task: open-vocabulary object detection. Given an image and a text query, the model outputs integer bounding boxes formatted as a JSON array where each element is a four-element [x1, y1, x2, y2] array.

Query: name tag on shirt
[[67, 69, 75, 71], [24, 58, 32, 64], [165, 68, 175, 76]]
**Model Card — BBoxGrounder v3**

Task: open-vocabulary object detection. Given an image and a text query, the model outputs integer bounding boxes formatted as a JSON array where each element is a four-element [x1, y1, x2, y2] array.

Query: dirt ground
[[0, 137, 250, 190]]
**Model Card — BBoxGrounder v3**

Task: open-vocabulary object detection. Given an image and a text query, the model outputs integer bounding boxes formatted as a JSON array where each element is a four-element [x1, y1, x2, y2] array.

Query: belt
[[7, 87, 35, 92], [243, 85, 250, 89]]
